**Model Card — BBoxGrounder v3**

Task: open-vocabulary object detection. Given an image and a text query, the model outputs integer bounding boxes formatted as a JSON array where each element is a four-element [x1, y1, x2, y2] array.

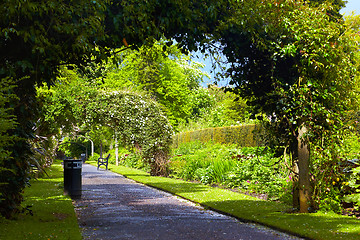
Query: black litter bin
[[63, 159, 82, 199]]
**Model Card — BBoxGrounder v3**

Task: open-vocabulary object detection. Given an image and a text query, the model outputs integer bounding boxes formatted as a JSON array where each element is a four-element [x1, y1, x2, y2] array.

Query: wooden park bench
[[97, 154, 111, 170]]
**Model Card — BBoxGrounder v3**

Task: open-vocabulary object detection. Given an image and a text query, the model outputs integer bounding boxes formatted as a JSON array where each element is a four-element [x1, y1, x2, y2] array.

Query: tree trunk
[[290, 125, 312, 212], [298, 125, 311, 213]]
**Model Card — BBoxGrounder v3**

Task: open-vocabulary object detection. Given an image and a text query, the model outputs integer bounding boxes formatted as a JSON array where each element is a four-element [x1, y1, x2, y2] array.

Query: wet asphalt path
[[74, 164, 303, 240]]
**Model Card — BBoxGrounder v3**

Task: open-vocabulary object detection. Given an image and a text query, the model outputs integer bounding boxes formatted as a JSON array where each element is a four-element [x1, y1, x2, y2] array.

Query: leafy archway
[[80, 90, 174, 176]]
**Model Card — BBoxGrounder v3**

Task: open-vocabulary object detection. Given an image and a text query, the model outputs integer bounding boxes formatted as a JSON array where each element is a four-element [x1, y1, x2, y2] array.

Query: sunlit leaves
[[101, 41, 209, 128]]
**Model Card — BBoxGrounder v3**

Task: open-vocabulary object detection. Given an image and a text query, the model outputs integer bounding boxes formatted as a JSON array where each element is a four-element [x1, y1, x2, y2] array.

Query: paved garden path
[[74, 164, 303, 240]]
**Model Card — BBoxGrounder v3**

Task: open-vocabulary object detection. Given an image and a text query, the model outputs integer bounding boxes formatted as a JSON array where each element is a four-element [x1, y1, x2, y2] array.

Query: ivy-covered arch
[[83, 90, 174, 176]]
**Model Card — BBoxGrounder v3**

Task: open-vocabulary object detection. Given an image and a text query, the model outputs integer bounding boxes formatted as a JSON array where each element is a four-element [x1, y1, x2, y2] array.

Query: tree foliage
[[218, 0, 358, 211], [100, 41, 209, 128], [0, 78, 19, 218], [91, 91, 174, 176], [0, 78, 18, 159], [178, 85, 251, 132], [0, 0, 109, 218]]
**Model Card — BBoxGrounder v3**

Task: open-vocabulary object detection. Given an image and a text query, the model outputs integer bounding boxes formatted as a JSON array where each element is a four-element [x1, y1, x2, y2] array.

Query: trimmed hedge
[[172, 124, 264, 148]]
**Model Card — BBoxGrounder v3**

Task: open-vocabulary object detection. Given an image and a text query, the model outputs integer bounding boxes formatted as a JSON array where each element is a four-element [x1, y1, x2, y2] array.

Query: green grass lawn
[[93, 161, 360, 240], [0, 160, 81, 240]]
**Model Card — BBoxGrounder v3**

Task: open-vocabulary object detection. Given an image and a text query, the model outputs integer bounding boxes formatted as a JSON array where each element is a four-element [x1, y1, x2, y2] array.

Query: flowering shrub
[[83, 90, 174, 176]]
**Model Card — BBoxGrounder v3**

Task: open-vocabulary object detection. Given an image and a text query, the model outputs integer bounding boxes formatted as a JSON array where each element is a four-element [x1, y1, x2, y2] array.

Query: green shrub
[[119, 152, 150, 172], [170, 141, 236, 183], [0, 77, 23, 219], [173, 140, 205, 155], [224, 151, 289, 200], [88, 153, 100, 162]]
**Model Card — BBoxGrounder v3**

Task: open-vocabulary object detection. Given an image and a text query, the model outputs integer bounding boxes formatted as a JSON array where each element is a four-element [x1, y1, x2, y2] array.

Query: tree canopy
[[0, 0, 230, 217], [0, 0, 357, 217]]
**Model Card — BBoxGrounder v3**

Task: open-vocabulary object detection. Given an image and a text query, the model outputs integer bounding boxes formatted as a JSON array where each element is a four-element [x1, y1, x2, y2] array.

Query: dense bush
[[309, 134, 360, 213], [41, 73, 175, 176], [177, 86, 252, 132], [119, 152, 150, 172], [57, 137, 90, 159], [223, 149, 291, 201], [88, 153, 100, 162]]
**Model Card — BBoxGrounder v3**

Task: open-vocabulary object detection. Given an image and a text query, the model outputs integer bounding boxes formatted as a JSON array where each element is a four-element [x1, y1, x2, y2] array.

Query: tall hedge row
[[172, 124, 264, 148]]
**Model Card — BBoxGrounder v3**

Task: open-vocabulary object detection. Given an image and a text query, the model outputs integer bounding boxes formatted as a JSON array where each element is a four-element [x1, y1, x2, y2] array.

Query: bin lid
[[63, 159, 82, 169]]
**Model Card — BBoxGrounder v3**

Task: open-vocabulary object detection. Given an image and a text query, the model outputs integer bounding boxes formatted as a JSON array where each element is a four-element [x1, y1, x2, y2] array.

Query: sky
[[197, 0, 360, 87], [341, 0, 360, 15]]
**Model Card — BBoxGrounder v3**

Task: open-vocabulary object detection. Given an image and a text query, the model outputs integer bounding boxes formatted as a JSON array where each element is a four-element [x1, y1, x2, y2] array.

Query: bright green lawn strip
[[91, 161, 360, 240], [0, 160, 81, 240]]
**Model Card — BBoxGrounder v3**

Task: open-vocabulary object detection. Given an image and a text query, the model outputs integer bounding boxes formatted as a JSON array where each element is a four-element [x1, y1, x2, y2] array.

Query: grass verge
[[91, 160, 360, 240], [0, 159, 81, 240]]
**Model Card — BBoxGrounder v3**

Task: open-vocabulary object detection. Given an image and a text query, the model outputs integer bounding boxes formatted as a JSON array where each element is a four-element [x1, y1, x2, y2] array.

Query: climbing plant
[[86, 91, 174, 176]]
